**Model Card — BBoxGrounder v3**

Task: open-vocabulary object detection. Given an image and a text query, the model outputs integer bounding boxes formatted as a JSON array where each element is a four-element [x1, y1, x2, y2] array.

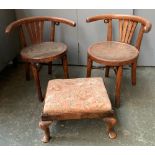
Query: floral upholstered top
[[43, 77, 112, 115]]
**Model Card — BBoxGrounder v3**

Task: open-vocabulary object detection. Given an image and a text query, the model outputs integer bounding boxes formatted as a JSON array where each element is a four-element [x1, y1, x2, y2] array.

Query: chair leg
[[105, 66, 110, 77], [48, 62, 52, 75], [86, 56, 92, 77], [62, 54, 69, 78], [39, 121, 52, 143], [25, 63, 30, 81], [31, 63, 44, 102], [103, 117, 117, 139], [13, 56, 18, 68], [113, 66, 119, 75], [115, 66, 123, 108], [131, 62, 137, 86]]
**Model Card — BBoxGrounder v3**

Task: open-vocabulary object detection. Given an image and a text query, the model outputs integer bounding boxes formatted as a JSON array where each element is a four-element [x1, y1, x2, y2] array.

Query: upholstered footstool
[[39, 77, 117, 143]]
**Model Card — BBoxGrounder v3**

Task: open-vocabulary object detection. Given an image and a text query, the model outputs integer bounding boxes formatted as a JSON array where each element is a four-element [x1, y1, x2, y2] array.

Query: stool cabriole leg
[[39, 121, 52, 143], [104, 117, 117, 139]]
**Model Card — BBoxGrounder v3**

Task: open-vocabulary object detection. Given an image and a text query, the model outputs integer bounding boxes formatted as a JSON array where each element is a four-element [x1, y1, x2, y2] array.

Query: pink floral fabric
[[43, 77, 112, 115]]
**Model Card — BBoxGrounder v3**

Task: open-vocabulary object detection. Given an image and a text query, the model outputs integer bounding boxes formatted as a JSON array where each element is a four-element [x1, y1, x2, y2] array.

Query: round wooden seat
[[88, 41, 139, 66], [21, 42, 67, 63]]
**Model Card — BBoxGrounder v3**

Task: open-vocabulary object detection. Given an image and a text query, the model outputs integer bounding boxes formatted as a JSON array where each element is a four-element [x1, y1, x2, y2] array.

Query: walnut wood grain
[[42, 111, 115, 121]]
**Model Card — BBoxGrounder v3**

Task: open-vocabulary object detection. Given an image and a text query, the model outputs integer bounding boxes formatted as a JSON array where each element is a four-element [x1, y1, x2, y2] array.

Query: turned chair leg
[[131, 62, 137, 86], [103, 117, 117, 139], [31, 63, 44, 102], [48, 62, 52, 75], [86, 56, 92, 77], [113, 66, 118, 75], [105, 66, 110, 77], [25, 63, 31, 81], [115, 66, 123, 108], [39, 121, 52, 143], [62, 54, 69, 78], [13, 56, 18, 67]]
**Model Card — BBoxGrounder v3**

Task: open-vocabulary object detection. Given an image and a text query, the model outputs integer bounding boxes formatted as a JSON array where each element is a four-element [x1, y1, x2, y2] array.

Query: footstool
[[39, 77, 117, 143]]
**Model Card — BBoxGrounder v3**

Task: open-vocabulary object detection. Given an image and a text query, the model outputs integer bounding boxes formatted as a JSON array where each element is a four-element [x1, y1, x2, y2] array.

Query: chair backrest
[[5, 16, 76, 48], [86, 14, 151, 50]]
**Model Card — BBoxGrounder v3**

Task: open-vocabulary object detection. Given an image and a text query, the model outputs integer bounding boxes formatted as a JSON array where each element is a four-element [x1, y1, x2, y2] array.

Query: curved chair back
[[86, 14, 151, 50], [5, 16, 76, 48]]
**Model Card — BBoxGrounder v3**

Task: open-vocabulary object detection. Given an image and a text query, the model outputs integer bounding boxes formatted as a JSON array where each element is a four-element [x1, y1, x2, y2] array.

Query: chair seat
[[88, 41, 139, 65], [43, 77, 112, 116], [21, 42, 67, 62]]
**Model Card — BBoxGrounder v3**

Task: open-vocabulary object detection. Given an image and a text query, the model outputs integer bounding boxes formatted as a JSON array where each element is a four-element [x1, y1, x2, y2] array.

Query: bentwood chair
[[86, 14, 151, 107], [5, 16, 76, 101]]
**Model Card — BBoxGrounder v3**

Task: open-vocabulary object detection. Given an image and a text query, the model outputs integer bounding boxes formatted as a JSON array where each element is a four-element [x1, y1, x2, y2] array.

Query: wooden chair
[[86, 14, 151, 107], [5, 16, 76, 101]]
